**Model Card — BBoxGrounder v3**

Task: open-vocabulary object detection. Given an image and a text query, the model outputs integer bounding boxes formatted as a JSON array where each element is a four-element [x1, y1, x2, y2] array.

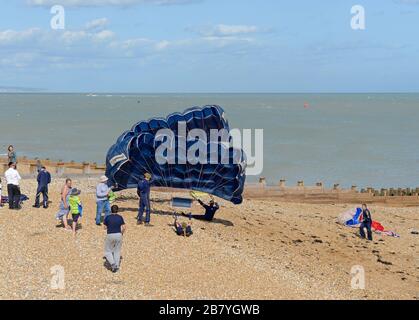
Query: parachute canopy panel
[[105, 105, 246, 204]]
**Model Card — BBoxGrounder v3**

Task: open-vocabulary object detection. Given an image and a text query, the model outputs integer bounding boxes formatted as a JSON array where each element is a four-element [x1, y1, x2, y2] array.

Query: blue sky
[[0, 0, 418, 92]]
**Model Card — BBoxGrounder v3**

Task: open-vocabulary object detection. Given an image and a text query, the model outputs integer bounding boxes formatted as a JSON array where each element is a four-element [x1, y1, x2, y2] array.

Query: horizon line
[[1, 91, 419, 95]]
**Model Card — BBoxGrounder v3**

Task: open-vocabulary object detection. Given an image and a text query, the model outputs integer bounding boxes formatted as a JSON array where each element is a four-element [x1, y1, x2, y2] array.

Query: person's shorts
[[72, 214, 81, 223]]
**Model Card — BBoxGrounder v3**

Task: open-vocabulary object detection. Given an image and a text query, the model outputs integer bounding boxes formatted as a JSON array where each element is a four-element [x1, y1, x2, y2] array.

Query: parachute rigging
[[105, 105, 246, 204]]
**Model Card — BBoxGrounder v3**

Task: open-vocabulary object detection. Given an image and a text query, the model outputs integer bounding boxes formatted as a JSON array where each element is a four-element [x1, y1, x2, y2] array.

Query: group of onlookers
[[4, 161, 22, 210], [53, 174, 125, 272], [2, 145, 222, 275], [1, 145, 51, 211], [2, 146, 21, 210]]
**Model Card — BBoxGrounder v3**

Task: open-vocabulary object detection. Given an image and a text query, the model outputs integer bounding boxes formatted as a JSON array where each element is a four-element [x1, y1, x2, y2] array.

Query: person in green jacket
[[69, 188, 82, 236], [108, 190, 117, 204]]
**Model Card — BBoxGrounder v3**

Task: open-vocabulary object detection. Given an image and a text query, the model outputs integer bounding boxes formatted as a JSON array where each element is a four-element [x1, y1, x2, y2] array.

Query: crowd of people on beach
[[1, 145, 377, 274], [1, 145, 222, 273]]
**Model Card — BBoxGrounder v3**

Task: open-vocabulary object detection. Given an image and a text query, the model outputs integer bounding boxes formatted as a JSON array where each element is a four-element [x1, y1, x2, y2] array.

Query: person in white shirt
[[4, 162, 22, 210]]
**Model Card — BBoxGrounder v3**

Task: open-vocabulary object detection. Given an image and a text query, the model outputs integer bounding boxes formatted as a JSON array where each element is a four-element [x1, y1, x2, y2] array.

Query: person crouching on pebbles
[[68, 188, 83, 236]]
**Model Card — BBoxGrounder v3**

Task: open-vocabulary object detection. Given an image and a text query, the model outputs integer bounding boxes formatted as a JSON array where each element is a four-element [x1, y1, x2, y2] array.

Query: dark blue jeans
[[7, 184, 21, 209], [360, 221, 373, 240], [96, 200, 111, 225], [35, 185, 49, 207], [138, 195, 151, 223]]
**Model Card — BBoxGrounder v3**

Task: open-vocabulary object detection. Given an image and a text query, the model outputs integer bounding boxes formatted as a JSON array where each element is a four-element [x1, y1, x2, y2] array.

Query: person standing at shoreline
[[137, 172, 152, 226], [96, 176, 111, 226], [56, 178, 72, 230], [33, 166, 51, 209], [360, 204, 373, 241], [36, 159, 42, 173], [4, 162, 22, 210], [7, 146, 17, 164]]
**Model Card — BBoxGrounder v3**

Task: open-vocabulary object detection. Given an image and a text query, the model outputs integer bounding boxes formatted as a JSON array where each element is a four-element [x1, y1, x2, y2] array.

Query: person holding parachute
[[137, 172, 152, 226], [183, 191, 220, 222], [104, 105, 246, 227]]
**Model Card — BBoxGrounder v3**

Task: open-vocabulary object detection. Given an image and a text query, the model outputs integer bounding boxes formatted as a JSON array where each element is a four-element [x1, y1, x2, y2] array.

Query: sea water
[[0, 93, 418, 188]]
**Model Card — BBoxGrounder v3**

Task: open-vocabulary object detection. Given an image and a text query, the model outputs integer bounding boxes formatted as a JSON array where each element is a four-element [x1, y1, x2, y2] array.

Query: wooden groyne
[[2, 158, 418, 206], [245, 178, 419, 206], [0, 156, 105, 177]]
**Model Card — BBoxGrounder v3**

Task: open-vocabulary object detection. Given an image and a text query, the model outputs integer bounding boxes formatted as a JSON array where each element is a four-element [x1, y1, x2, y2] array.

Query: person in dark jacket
[[137, 172, 152, 226], [360, 204, 373, 241], [33, 166, 51, 208], [183, 198, 220, 222]]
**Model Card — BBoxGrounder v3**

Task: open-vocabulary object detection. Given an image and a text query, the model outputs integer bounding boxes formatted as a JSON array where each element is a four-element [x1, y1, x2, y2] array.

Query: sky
[[0, 0, 418, 93]]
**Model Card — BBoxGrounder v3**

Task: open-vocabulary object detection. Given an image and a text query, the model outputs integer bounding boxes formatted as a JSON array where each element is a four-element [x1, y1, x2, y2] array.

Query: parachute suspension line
[[194, 111, 213, 191], [156, 135, 174, 189], [181, 122, 194, 192], [114, 165, 139, 188], [127, 138, 160, 185], [135, 135, 171, 188], [116, 138, 144, 187], [105, 106, 245, 204], [195, 111, 206, 190], [130, 149, 170, 189], [200, 147, 226, 191], [166, 134, 176, 189]]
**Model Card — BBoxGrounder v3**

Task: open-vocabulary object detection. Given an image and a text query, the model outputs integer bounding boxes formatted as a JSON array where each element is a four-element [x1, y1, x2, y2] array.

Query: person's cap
[[70, 188, 81, 196], [100, 175, 109, 183]]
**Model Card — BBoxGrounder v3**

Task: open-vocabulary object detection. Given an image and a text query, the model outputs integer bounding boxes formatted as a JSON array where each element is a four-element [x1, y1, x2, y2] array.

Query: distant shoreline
[[1, 91, 419, 95], [3, 156, 418, 207]]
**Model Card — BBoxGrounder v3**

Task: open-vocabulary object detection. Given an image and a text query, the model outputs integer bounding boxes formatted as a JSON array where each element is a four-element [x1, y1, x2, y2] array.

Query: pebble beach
[[0, 177, 417, 300]]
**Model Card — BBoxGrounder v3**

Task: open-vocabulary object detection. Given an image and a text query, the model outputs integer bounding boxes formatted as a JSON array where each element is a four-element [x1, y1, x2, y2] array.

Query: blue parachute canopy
[[105, 105, 246, 204]]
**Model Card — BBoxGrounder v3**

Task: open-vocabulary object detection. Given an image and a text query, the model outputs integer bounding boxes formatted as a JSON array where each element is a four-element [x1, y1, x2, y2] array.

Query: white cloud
[[0, 28, 43, 45], [27, 0, 199, 7], [155, 40, 170, 50], [85, 18, 109, 31], [93, 30, 115, 41], [190, 24, 265, 37], [0, 52, 38, 68], [211, 24, 260, 36], [0, 18, 262, 71], [60, 30, 88, 44]]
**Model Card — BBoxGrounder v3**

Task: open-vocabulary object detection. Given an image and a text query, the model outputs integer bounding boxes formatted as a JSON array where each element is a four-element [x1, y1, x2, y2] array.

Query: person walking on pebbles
[[137, 172, 152, 226], [104, 205, 126, 273], [96, 176, 111, 226]]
